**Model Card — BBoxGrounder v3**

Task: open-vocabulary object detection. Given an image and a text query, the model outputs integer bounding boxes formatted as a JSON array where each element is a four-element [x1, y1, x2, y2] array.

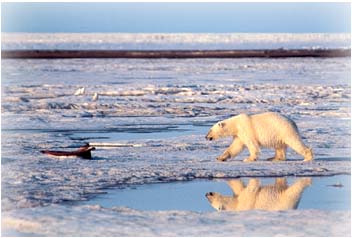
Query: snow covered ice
[[1, 33, 351, 236], [2, 205, 350, 236], [2, 33, 350, 50]]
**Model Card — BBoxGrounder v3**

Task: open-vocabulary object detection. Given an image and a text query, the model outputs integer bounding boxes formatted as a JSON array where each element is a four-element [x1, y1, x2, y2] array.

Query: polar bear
[[206, 177, 312, 211], [205, 112, 313, 162]]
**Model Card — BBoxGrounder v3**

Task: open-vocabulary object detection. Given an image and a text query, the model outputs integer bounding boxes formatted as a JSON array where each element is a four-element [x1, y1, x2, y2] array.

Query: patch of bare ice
[[2, 204, 350, 236]]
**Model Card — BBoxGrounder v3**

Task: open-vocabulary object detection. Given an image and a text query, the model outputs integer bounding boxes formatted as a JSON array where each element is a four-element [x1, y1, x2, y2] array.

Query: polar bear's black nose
[[206, 192, 214, 197]]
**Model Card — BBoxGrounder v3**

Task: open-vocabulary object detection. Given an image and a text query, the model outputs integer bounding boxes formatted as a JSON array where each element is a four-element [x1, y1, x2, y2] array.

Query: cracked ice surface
[[2, 205, 350, 236], [1, 51, 351, 236], [2, 147, 351, 210]]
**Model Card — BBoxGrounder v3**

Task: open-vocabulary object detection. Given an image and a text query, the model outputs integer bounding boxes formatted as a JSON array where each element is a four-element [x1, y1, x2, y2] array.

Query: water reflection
[[206, 177, 312, 211]]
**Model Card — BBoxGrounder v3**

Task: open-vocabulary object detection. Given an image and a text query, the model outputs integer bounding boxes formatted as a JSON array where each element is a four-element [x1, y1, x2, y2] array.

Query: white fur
[[206, 112, 313, 162], [206, 178, 312, 211]]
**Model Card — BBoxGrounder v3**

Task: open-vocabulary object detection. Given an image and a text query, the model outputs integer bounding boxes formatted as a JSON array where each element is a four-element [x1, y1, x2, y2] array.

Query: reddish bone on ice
[[41, 145, 95, 159]]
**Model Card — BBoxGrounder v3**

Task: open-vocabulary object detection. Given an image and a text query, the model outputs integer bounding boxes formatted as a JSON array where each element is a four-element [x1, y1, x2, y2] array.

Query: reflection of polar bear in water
[[206, 178, 312, 211], [206, 112, 313, 162]]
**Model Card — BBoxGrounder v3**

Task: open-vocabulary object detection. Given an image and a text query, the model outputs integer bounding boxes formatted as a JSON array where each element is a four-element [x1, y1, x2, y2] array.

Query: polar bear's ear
[[220, 122, 226, 128]]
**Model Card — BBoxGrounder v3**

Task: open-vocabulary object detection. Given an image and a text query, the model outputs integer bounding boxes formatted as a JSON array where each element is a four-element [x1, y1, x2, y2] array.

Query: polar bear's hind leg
[[267, 146, 287, 161], [285, 137, 313, 161], [303, 147, 313, 162]]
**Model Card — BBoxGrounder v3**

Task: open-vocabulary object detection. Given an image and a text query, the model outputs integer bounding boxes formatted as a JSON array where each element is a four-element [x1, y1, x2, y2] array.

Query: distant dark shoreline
[[2, 49, 350, 59]]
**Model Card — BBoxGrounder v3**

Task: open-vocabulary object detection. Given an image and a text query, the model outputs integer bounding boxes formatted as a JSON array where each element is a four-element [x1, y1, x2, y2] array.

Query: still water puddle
[[70, 124, 209, 141], [79, 175, 350, 212]]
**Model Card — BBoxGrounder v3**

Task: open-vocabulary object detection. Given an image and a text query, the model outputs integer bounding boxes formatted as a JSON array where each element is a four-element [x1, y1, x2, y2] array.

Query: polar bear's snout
[[205, 132, 214, 141], [206, 122, 225, 141], [205, 192, 216, 204], [206, 127, 218, 141]]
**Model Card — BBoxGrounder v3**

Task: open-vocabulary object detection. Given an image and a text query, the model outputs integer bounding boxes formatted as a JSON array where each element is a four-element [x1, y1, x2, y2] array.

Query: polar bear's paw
[[303, 148, 314, 162], [266, 157, 285, 162], [243, 157, 257, 163], [216, 152, 231, 162], [216, 155, 228, 162]]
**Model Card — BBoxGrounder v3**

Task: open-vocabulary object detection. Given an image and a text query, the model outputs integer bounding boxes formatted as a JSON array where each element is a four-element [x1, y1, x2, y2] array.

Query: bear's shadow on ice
[[206, 177, 312, 211]]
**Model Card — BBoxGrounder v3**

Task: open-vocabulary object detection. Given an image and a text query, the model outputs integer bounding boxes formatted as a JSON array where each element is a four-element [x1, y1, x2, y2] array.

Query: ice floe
[[1, 42, 350, 236]]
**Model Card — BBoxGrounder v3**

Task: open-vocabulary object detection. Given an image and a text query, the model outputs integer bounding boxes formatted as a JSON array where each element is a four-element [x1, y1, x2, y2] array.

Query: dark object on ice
[[327, 183, 344, 188], [41, 144, 95, 159]]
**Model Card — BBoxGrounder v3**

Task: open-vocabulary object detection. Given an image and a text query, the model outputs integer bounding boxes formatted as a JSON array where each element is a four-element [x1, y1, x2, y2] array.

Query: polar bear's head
[[205, 192, 238, 211], [206, 121, 230, 141]]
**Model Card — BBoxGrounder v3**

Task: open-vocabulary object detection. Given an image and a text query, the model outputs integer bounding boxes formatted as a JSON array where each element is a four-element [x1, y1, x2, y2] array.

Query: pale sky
[[2, 2, 351, 33]]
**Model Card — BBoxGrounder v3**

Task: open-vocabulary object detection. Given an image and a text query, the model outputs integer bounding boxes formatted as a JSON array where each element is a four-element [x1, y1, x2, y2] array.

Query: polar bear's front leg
[[217, 151, 231, 161], [217, 139, 244, 161], [227, 180, 245, 194], [235, 114, 260, 162], [243, 141, 260, 162], [236, 179, 260, 210]]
